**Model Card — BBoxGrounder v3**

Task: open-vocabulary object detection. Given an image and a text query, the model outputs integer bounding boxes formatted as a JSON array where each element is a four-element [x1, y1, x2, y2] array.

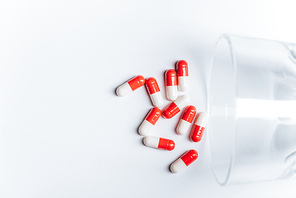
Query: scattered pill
[[145, 77, 164, 107], [176, 60, 188, 92], [116, 64, 205, 173], [162, 95, 190, 119], [138, 107, 162, 136], [170, 149, 198, 173], [143, 136, 175, 151], [190, 112, 208, 142], [116, 75, 145, 96], [176, 105, 196, 135], [165, 69, 178, 101]]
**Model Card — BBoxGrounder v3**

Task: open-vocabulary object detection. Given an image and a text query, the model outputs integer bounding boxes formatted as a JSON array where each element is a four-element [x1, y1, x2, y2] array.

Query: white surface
[[0, 0, 296, 198]]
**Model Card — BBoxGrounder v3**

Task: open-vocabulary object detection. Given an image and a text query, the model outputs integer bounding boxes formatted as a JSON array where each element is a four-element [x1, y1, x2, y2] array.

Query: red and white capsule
[[165, 69, 178, 101], [143, 136, 175, 151], [138, 107, 161, 136], [162, 95, 190, 119], [145, 77, 163, 107], [176, 60, 189, 92], [170, 149, 198, 173], [116, 75, 145, 96], [190, 112, 208, 142], [176, 105, 196, 135]]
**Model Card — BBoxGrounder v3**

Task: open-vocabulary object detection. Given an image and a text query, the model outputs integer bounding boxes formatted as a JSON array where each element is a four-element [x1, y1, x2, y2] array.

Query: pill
[[138, 107, 162, 136], [176, 60, 188, 92], [162, 95, 190, 119], [143, 136, 175, 151], [165, 69, 178, 101], [176, 105, 196, 135], [190, 112, 208, 142], [145, 77, 164, 107], [170, 149, 198, 173], [116, 75, 145, 96]]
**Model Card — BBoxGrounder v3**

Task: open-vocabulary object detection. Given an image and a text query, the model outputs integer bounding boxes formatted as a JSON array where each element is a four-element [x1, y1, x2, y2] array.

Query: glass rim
[[207, 33, 238, 186]]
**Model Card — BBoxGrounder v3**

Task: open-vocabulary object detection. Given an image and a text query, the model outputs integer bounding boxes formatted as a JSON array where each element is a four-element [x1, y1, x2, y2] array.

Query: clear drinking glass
[[208, 34, 296, 185]]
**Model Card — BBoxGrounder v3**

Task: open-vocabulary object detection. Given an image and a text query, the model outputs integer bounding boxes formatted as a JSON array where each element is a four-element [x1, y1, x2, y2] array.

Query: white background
[[0, 0, 296, 197]]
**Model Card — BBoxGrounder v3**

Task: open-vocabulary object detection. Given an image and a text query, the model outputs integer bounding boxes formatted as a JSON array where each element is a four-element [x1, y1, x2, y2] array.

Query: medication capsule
[[162, 95, 190, 119], [176, 60, 189, 91], [176, 105, 197, 135], [190, 112, 208, 142], [170, 149, 198, 173], [145, 77, 164, 107], [143, 136, 175, 151], [165, 69, 178, 101], [138, 107, 161, 136], [116, 75, 145, 96]]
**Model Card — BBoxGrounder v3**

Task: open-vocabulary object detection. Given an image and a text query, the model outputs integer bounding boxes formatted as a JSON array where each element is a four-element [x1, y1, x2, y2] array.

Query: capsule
[[162, 95, 190, 119], [138, 107, 162, 136], [176, 105, 196, 135], [176, 60, 188, 92], [143, 136, 175, 151], [116, 75, 145, 96], [190, 112, 208, 142], [165, 69, 178, 101], [170, 149, 198, 173], [145, 77, 163, 107]]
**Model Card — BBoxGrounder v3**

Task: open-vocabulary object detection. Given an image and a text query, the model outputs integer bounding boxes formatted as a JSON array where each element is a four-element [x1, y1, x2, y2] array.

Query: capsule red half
[[176, 105, 197, 135], [190, 112, 208, 142], [138, 107, 161, 136], [116, 75, 145, 96], [145, 77, 163, 107], [176, 60, 188, 92], [162, 95, 190, 119], [143, 136, 175, 151], [170, 149, 198, 173], [165, 69, 178, 101]]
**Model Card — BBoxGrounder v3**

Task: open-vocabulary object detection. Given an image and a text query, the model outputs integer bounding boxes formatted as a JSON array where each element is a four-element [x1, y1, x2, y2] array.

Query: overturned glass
[[208, 34, 296, 185]]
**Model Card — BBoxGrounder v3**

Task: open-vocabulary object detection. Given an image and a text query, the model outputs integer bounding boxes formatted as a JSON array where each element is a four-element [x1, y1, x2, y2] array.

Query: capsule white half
[[138, 120, 154, 136], [178, 76, 188, 92], [170, 158, 187, 173], [174, 95, 190, 109], [150, 92, 164, 107], [195, 112, 208, 127], [116, 82, 132, 97], [176, 119, 191, 135], [166, 86, 178, 101], [143, 136, 160, 148]]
